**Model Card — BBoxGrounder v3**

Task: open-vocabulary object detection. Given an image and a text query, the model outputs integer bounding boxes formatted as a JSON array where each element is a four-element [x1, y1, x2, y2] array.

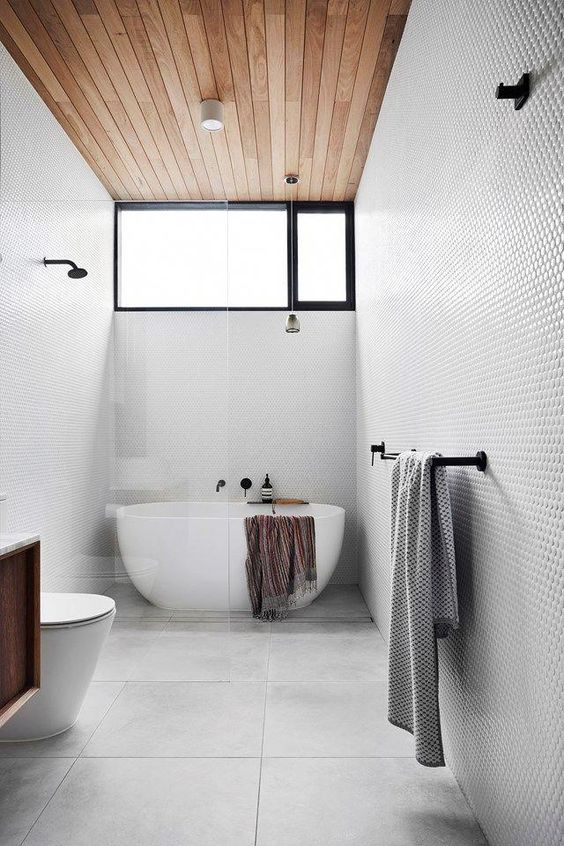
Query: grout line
[[90, 679, 268, 684], [4, 754, 414, 764], [20, 756, 80, 845], [100, 679, 268, 684], [93, 679, 265, 683], [252, 624, 272, 846], [73, 682, 126, 759], [78, 681, 132, 758]]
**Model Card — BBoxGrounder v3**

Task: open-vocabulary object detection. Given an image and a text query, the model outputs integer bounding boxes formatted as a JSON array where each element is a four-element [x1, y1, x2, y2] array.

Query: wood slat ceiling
[[0, 0, 410, 201]]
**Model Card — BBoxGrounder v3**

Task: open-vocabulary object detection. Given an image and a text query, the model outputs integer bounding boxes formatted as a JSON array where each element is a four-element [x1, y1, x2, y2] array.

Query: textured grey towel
[[388, 451, 458, 767]]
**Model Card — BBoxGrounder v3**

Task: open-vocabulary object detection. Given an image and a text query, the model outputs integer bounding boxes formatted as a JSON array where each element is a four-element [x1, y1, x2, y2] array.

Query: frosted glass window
[[119, 207, 228, 308], [227, 209, 287, 307], [117, 203, 353, 310], [297, 212, 347, 301]]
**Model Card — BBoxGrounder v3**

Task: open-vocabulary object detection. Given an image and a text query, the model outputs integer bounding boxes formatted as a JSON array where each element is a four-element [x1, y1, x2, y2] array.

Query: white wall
[[0, 44, 114, 591], [355, 1, 563, 844], [1, 0, 562, 833], [113, 310, 357, 583]]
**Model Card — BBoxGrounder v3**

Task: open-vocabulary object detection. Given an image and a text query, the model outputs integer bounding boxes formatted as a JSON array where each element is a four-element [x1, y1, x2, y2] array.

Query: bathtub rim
[[114, 501, 345, 522]]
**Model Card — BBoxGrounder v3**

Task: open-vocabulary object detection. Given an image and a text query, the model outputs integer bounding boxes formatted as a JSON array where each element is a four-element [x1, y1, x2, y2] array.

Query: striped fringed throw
[[244, 515, 317, 621]]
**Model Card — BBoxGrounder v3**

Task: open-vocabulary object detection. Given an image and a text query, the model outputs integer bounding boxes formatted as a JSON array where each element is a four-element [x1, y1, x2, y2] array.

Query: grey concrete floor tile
[[104, 582, 172, 620], [93, 622, 167, 681], [82, 681, 266, 758], [263, 681, 414, 757], [256, 758, 488, 846], [10, 584, 487, 845], [0, 683, 124, 758], [170, 609, 253, 621], [285, 585, 372, 621], [130, 621, 271, 681], [268, 622, 387, 681], [22, 757, 260, 846], [105, 582, 369, 622], [0, 757, 73, 846]]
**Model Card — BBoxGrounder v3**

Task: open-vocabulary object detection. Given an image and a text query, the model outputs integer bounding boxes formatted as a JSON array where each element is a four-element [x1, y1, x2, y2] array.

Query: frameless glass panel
[[297, 211, 347, 301], [113, 203, 231, 647], [119, 206, 228, 308], [227, 208, 287, 307]]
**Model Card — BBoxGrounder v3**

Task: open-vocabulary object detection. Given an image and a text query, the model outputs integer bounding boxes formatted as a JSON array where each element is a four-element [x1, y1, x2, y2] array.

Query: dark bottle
[[261, 474, 273, 502]]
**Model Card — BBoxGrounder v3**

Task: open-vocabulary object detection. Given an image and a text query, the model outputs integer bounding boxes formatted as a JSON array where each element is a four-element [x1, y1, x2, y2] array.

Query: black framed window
[[115, 201, 354, 311]]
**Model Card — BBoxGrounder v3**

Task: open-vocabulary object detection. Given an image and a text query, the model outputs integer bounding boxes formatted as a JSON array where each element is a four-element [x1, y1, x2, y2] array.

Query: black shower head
[[67, 266, 88, 279], [43, 258, 88, 279]]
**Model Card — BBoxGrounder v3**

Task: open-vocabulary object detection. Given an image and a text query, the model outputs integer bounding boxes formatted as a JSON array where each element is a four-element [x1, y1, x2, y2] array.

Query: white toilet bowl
[[0, 592, 115, 741]]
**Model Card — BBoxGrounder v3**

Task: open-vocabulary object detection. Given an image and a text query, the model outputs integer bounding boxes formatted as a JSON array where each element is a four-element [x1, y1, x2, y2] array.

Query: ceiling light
[[285, 313, 300, 333], [200, 99, 224, 132], [285, 174, 300, 334]]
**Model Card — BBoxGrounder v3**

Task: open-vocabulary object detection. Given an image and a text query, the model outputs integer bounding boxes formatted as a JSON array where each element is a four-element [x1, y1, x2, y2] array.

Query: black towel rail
[[370, 442, 487, 472]]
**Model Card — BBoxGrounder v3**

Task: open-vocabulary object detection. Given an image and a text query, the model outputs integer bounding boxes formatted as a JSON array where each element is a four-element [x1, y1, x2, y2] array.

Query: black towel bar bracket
[[370, 442, 487, 472]]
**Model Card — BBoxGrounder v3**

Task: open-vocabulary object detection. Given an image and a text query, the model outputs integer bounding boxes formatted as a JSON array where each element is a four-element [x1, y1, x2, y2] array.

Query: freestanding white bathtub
[[116, 502, 345, 611]]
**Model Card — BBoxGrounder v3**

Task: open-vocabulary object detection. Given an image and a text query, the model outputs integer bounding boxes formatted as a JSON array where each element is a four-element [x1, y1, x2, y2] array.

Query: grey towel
[[388, 452, 458, 767]]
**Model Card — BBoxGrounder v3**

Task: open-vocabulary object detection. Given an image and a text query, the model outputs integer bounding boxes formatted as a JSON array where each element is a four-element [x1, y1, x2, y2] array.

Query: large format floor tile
[[0, 583, 485, 845], [256, 758, 487, 846], [130, 621, 270, 681], [0, 683, 124, 758], [285, 585, 372, 620], [268, 622, 387, 681], [93, 623, 167, 681], [263, 682, 414, 757], [0, 757, 74, 846], [23, 757, 260, 846], [104, 582, 172, 620], [83, 681, 266, 757], [170, 609, 254, 621], [106, 580, 370, 623]]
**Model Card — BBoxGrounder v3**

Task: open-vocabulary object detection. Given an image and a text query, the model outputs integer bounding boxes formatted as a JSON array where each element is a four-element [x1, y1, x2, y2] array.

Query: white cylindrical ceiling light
[[200, 99, 224, 132]]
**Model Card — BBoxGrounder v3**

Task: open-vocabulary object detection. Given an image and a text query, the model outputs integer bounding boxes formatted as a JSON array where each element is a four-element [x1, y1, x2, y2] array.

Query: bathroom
[[0, 0, 562, 844]]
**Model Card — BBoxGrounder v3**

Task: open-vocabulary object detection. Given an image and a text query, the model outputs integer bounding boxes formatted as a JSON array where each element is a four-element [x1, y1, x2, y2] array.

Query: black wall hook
[[496, 72, 530, 110]]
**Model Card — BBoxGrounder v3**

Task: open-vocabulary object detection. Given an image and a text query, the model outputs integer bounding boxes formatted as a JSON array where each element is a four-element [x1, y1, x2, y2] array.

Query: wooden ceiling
[[0, 0, 410, 201]]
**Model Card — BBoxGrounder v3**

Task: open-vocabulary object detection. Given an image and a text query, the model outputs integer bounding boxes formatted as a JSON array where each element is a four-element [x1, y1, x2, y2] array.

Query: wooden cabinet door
[[0, 542, 40, 726]]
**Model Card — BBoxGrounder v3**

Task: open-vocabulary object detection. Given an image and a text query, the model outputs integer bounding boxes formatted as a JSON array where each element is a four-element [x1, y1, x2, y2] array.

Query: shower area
[[109, 199, 358, 618]]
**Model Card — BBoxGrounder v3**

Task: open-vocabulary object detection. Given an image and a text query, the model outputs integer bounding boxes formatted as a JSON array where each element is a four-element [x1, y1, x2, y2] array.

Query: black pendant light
[[284, 175, 300, 333]]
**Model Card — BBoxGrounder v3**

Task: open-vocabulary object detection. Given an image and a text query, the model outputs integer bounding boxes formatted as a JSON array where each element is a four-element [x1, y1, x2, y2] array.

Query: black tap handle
[[240, 478, 252, 498]]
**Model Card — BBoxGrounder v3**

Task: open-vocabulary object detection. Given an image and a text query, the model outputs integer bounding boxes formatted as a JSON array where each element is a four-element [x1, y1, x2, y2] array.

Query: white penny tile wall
[[112, 310, 357, 583], [0, 44, 114, 591], [355, 1, 563, 845]]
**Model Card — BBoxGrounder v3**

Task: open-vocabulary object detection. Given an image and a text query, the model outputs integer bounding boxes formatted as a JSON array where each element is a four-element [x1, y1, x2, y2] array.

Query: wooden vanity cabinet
[[0, 541, 40, 727]]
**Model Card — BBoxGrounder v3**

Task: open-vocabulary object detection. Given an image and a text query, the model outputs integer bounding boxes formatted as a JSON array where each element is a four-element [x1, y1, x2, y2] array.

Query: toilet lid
[[41, 593, 116, 626]]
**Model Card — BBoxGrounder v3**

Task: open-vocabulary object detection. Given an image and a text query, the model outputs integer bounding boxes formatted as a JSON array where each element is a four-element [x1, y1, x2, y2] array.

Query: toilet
[[0, 592, 115, 742]]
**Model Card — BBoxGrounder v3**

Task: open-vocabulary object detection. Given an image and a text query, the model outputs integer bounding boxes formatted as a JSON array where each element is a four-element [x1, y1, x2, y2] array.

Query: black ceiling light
[[285, 175, 300, 333]]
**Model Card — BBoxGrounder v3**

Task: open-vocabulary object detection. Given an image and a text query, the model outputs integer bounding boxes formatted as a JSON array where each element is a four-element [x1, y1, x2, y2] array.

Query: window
[[296, 208, 348, 303], [115, 202, 354, 311], [118, 205, 228, 308], [227, 207, 287, 308]]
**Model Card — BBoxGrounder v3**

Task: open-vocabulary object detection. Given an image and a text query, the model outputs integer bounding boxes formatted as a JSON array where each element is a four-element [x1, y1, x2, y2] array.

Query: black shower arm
[[43, 258, 79, 270]]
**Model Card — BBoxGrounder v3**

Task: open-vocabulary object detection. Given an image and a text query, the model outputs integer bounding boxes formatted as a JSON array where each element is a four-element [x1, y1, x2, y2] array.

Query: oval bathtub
[[116, 502, 345, 612]]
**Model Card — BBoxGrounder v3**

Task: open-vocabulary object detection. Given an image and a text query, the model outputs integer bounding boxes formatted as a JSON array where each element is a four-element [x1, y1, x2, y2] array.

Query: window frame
[[114, 200, 355, 312]]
